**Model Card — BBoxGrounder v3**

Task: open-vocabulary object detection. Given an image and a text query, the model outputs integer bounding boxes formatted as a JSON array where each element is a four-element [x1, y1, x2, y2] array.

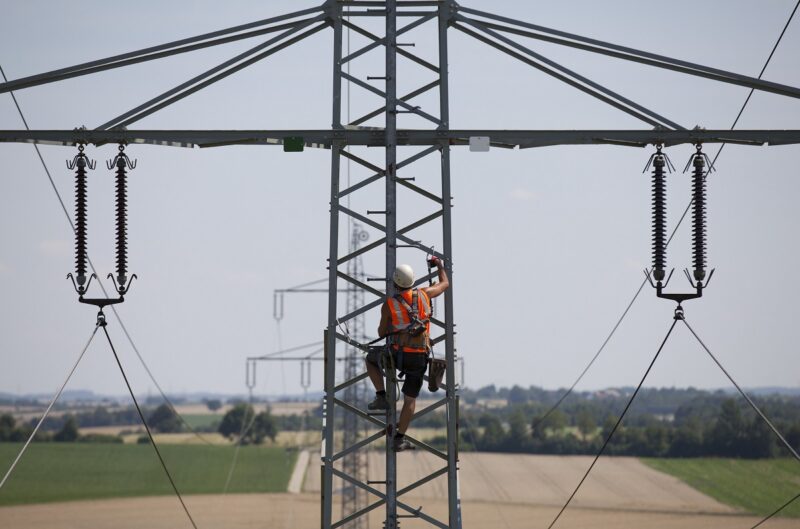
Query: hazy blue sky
[[1, 0, 799, 399]]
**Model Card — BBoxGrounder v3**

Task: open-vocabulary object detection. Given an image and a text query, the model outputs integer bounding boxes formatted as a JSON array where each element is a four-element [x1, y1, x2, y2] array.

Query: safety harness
[[393, 289, 430, 339]]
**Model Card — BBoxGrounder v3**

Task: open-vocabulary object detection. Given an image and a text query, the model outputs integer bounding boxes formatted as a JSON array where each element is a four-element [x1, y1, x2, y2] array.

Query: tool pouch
[[427, 358, 446, 392]]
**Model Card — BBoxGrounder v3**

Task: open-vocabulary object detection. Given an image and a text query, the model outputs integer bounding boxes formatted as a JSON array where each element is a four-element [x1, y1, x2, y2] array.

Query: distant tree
[[147, 404, 182, 433], [669, 416, 704, 457], [475, 384, 497, 399], [479, 414, 505, 450], [250, 410, 279, 444], [205, 399, 223, 412], [786, 423, 800, 454], [219, 403, 255, 440], [643, 423, 670, 457], [0, 414, 16, 441], [532, 409, 567, 440], [507, 385, 528, 405], [90, 406, 112, 426], [54, 416, 79, 442], [744, 417, 774, 459], [218, 404, 279, 445], [708, 399, 745, 457], [576, 410, 596, 441], [600, 415, 618, 441], [507, 410, 529, 451]]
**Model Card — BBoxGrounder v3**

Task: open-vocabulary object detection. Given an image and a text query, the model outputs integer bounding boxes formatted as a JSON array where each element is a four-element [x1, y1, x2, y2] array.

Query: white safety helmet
[[393, 264, 415, 289]]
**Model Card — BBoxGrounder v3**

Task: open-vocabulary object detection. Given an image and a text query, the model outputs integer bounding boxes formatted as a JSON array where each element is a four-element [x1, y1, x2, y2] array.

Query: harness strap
[[395, 289, 429, 324]]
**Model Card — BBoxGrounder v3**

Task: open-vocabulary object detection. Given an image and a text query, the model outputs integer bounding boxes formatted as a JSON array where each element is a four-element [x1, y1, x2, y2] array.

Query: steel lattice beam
[[2, 129, 800, 148]]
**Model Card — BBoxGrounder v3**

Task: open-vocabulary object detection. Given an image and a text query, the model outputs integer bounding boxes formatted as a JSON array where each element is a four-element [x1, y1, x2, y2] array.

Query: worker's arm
[[377, 302, 391, 337], [422, 260, 449, 299]]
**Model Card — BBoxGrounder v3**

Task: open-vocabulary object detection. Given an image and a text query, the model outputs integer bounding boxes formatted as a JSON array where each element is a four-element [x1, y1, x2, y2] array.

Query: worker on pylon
[[365, 256, 449, 452]]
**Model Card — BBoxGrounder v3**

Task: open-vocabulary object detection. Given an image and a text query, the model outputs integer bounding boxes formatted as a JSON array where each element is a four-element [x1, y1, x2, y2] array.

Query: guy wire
[[101, 324, 199, 529]]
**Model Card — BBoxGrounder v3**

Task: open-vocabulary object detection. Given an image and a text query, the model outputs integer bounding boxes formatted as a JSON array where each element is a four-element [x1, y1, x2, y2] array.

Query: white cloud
[[509, 188, 538, 201], [38, 239, 71, 258]]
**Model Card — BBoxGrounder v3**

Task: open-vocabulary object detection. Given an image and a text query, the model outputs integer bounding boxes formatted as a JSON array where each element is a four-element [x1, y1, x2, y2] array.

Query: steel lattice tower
[[341, 223, 370, 528], [323, 3, 460, 528], [3, 2, 800, 529]]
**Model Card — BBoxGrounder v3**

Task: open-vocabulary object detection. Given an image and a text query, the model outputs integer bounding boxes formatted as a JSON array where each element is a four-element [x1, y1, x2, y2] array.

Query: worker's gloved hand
[[428, 256, 443, 268]]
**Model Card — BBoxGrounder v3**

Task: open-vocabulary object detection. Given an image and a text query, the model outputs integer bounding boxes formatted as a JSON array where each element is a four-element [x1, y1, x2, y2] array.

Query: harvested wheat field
[[304, 452, 737, 514], [0, 492, 795, 529], [1, 453, 795, 529]]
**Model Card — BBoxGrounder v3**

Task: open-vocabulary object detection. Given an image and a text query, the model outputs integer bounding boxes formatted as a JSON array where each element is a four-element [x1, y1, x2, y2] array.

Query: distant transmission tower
[[341, 222, 370, 527]]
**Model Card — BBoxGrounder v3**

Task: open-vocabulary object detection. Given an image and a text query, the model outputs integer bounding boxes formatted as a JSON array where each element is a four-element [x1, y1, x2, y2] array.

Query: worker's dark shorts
[[366, 348, 428, 399]]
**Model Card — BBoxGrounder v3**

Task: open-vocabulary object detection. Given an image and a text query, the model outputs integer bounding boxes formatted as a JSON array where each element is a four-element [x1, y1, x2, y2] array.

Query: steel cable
[[222, 395, 257, 494], [101, 323, 199, 529], [0, 64, 215, 447], [546, 318, 678, 529], [680, 316, 800, 526], [751, 491, 800, 528], [681, 318, 800, 463], [530, 0, 799, 428], [0, 325, 99, 491]]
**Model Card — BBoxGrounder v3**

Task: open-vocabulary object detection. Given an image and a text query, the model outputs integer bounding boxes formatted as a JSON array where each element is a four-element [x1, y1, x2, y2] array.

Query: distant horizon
[[3, 384, 799, 403]]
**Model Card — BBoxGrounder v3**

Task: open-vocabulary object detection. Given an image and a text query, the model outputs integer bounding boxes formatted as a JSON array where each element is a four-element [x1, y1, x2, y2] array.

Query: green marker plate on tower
[[283, 136, 305, 152]]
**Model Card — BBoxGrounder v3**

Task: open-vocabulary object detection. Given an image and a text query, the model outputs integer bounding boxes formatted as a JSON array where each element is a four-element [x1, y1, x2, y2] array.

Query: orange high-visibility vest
[[386, 288, 431, 353]]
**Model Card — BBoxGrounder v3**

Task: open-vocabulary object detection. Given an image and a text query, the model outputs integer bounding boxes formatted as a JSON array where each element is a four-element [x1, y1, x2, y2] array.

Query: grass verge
[[0, 443, 296, 506], [644, 458, 800, 518]]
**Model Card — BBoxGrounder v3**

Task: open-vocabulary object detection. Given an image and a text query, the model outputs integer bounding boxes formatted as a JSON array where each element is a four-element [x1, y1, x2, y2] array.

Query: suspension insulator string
[[107, 143, 136, 292], [66, 144, 96, 295], [643, 144, 674, 287], [67, 144, 97, 289], [643, 144, 713, 305], [650, 146, 667, 282], [67, 142, 137, 307], [690, 145, 708, 282]]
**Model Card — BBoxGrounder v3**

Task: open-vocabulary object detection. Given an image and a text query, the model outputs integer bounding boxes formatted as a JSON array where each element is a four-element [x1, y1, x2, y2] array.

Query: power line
[[751, 491, 800, 528], [0, 326, 99, 490], [533, 0, 800, 425], [532, 279, 645, 429], [681, 318, 800, 463], [0, 64, 214, 446], [101, 322, 198, 529], [679, 315, 800, 525], [547, 317, 678, 529]]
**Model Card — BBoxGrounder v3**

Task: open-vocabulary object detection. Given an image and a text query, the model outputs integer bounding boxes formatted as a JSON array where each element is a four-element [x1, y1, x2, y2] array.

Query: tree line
[[447, 385, 800, 458], [0, 403, 282, 445]]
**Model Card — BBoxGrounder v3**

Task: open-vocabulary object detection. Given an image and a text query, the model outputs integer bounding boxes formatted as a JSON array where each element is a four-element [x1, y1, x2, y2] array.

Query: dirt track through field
[[1, 493, 795, 529], [303, 452, 736, 514]]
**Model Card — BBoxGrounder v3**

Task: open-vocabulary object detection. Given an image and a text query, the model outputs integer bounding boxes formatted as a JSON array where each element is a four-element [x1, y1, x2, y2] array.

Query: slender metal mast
[[342, 222, 370, 528]]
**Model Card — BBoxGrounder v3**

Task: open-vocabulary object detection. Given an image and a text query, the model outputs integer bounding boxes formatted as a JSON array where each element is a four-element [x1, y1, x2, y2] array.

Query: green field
[[181, 414, 222, 429], [0, 443, 296, 506], [644, 458, 800, 518]]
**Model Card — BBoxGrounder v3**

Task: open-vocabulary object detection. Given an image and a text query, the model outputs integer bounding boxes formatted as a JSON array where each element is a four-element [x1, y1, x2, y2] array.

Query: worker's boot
[[367, 393, 390, 411], [393, 435, 415, 452]]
